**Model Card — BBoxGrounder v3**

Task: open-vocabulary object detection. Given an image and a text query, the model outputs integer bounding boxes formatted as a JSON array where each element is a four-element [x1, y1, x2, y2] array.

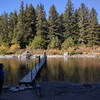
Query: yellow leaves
[[0, 45, 11, 55], [10, 44, 20, 52], [0, 45, 8, 50]]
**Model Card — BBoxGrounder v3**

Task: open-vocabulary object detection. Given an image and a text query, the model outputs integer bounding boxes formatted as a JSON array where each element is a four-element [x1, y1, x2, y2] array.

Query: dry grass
[[46, 49, 62, 55], [1, 45, 100, 56]]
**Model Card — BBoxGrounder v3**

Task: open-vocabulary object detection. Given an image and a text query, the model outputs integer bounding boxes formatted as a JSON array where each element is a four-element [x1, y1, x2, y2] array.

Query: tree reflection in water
[[0, 58, 37, 85], [1, 57, 100, 85], [38, 57, 100, 83]]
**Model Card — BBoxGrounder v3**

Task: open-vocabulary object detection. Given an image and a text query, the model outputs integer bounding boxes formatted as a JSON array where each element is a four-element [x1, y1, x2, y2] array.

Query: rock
[[22, 50, 31, 58], [64, 52, 68, 57]]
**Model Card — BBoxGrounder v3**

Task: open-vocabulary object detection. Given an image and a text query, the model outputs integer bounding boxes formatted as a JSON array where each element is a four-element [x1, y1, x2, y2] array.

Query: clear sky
[[0, 0, 100, 22]]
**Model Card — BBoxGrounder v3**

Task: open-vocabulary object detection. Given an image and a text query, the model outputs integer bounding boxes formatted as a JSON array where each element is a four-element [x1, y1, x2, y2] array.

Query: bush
[[47, 49, 62, 55], [69, 51, 83, 55], [10, 44, 20, 53], [0, 49, 13, 55], [62, 37, 74, 50], [0, 45, 7, 50], [30, 36, 46, 49], [0, 45, 13, 55], [48, 37, 61, 49]]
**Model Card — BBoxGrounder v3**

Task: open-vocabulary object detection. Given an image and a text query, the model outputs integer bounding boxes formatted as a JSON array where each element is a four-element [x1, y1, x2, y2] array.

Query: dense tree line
[[0, 0, 100, 49]]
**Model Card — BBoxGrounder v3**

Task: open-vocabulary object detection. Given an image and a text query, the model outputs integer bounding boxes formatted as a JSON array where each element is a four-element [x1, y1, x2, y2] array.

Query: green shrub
[[48, 37, 61, 49], [0, 49, 13, 55], [69, 51, 83, 55], [62, 37, 74, 50], [30, 36, 46, 49]]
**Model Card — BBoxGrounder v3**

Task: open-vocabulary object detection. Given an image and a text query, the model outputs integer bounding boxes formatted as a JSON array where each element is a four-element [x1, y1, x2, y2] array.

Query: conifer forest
[[0, 0, 100, 54]]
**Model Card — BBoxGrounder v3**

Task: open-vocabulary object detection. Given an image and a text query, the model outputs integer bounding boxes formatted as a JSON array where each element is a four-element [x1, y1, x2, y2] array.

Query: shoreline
[[0, 54, 99, 59]]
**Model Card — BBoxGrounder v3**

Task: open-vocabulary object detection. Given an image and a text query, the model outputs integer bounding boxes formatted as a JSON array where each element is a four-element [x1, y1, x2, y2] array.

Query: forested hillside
[[0, 0, 100, 54]]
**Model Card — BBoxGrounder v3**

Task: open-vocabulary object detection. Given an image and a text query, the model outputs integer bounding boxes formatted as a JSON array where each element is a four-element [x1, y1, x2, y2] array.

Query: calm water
[[1, 57, 100, 85], [0, 58, 38, 85], [38, 57, 100, 83]]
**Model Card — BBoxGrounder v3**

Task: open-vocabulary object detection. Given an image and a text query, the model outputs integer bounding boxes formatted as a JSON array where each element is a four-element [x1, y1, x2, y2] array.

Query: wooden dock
[[19, 55, 47, 85]]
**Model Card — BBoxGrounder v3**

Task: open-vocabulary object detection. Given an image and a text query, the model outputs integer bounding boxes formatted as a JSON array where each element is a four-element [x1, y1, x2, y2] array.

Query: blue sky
[[0, 0, 100, 22]]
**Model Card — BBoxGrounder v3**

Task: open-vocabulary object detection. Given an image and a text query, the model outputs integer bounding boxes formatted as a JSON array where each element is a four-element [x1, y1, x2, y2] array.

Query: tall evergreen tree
[[87, 8, 100, 46], [36, 4, 48, 40], [90, 8, 98, 25], [63, 0, 74, 40], [58, 14, 65, 42], [48, 5, 60, 40], [8, 10, 17, 43], [0, 12, 9, 44], [48, 5, 62, 49], [14, 1, 25, 48], [73, 9, 80, 44], [78, 3, 89, 44], [0, 16, 2, 44], [24, 4, 36, 45]]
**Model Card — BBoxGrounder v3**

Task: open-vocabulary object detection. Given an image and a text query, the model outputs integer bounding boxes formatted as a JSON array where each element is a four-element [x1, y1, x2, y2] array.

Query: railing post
[[43, 51, 46, 57], [38, 56, 40, 64]]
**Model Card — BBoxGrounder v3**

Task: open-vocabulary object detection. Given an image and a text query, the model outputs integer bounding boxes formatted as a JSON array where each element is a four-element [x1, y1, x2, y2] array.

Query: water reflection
[[38, 58, 100, 83], [0, 58, 38, 85], [1, 57, 100, 85]]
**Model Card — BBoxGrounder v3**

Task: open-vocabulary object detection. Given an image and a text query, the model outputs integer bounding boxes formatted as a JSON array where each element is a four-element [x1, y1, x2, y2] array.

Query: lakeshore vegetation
[[0, 0, 100, 55]]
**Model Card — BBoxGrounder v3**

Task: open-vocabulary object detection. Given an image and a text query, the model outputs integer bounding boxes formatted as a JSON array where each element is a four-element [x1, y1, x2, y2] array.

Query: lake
[[0, 57, 100, 85]]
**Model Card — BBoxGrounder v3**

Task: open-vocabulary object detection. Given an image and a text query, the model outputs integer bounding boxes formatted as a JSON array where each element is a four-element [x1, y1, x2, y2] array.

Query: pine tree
[[14, 1, 25, 48], [78, 3, 89, 44], [8, 10, 17, 43], [87, 8, 100, 46], [90, 8, 98, 25], [58, 14, 65, 43], [36, 4, 48, 40], [63, 0, 74, 40], [48, 5, 60, 40], [0, 12, 9, 44], [24, 4, 36, 45], [73, 9, 80, 44]]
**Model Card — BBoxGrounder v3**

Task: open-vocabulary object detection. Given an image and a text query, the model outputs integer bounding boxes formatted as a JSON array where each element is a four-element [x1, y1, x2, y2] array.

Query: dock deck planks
[[19, 56, 46, 84]]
